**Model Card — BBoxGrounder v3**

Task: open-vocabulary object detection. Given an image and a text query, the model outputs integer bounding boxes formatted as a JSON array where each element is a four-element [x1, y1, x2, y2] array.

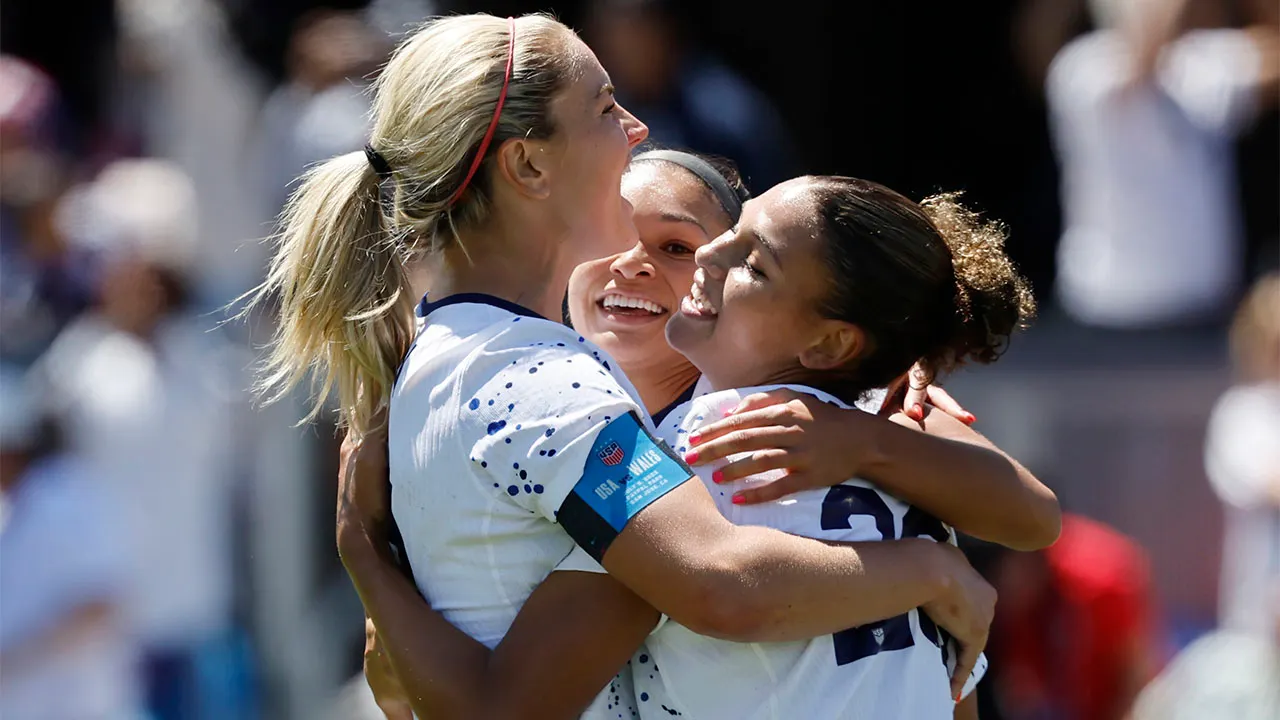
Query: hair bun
[[919, 192, 1036, 368]]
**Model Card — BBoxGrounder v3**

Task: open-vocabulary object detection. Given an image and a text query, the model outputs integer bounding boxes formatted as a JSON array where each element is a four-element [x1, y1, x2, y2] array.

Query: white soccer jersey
[[388, 294, 645, 719], [633, 385, 977, 720]]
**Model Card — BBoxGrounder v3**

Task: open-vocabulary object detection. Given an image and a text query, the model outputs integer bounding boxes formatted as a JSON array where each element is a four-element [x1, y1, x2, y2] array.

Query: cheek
[[567, 264, 607, 318]]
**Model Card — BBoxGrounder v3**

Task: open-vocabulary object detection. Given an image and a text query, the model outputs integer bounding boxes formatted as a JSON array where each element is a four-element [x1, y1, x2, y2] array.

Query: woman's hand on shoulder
[[683, 389, 886, 504]]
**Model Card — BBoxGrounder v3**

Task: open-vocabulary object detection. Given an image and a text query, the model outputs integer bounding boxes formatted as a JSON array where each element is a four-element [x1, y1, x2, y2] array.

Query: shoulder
[[1047, 31, 1127, 107], [1166, 29, 1262, 72]]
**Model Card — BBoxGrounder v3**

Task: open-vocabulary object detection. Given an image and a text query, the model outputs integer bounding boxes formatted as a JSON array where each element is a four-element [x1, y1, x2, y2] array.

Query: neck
[[425, 211, 572, 320], [624, 358, 701, 416]]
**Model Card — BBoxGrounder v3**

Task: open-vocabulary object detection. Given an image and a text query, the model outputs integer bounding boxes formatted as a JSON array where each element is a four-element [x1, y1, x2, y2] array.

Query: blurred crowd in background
[[0, 0, 1276, 718]]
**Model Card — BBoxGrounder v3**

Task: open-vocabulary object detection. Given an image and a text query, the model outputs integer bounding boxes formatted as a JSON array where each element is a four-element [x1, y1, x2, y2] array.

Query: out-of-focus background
[[0, 0, 1276, 718]]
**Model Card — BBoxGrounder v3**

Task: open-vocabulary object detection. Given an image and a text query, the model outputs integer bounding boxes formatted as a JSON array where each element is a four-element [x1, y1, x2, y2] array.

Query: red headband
[[449, 16, 516, 207]]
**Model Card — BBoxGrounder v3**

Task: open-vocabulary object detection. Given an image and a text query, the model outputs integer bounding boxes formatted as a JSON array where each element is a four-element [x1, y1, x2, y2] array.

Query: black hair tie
[[364, 144, 393, 179]]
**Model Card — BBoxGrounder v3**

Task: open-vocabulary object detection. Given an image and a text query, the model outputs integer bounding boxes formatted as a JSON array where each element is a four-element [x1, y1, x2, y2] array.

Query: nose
[[694, 230, 733, 280], [617, 104, 649, 149], [610, 241, 655, 280]]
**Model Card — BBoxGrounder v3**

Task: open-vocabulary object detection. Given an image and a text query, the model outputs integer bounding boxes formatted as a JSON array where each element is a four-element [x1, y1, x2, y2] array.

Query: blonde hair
[[1229, 273, 1280, 382], [246, 13, 580, 436]]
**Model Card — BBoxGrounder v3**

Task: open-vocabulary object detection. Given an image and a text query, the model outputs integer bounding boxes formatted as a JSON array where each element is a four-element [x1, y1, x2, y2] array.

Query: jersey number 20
[[820, 485, 950, 666]]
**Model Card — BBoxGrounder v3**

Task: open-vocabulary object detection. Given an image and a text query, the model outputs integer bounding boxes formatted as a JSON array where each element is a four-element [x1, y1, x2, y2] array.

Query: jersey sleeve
[[1161, 29, 1262, 136], [466, 340, 641, 525]]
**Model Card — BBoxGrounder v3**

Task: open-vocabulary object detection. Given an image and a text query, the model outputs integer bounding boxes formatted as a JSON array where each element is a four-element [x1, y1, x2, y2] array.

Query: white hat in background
[[56, 158, 199, 275]]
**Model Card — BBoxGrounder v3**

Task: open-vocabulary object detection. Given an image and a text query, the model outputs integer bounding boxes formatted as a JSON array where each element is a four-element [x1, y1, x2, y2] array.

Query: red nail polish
[[723, 409, 733, 418], [689, 432, 701, 444], [712, 470, 724, 484], [684, 451, 698, 464], [731, 494, 745, 505], [963, 413, 977, 425]]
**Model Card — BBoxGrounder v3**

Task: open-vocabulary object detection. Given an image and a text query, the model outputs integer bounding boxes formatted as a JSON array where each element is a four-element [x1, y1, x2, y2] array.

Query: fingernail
[[963, 413, 977, 425], [689, 432, 701, 444], [684, 451, 699, 464], [712, 470, 724, 484], [723, 409, 734, 418], [731, 494, 745, 505], [954, 692, 962, 704]]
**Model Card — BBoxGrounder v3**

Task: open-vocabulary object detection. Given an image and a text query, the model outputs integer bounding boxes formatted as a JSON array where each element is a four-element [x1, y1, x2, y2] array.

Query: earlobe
[[496, 139, 552, 200], [798, 323, 866, 371]]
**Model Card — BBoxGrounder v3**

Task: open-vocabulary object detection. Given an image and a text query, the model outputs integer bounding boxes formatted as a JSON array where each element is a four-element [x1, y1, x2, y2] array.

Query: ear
[[495, 138, 553, 200], [798, 320, 866, 372]]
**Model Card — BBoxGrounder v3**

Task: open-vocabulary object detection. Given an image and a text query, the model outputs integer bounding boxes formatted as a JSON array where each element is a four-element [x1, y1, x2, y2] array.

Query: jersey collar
[[416, 293, 547, 321]]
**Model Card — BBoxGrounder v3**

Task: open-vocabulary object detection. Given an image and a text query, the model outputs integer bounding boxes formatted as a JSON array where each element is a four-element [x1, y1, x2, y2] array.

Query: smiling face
[[665, 178, 858, 392], [567, 160, 734, 379]]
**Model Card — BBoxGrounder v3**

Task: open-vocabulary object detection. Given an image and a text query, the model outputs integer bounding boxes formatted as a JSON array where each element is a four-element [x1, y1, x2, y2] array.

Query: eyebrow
[[748, 227, 782, 267], [657, 210, 707, 234], [598, 83, 615, 98]]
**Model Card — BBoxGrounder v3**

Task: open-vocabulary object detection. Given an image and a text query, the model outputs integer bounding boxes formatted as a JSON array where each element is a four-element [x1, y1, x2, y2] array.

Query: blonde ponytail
[[250, 151, 415, 436], [244, 14, 580, 436]]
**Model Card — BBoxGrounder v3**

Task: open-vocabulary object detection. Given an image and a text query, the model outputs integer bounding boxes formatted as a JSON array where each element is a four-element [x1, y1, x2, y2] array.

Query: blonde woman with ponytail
[[253, 14, 1010, 720]]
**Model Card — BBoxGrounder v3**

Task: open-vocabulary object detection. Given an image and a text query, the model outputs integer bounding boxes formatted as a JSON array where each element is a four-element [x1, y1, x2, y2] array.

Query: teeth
[[602, 294, 665, 314], [687, 282, 717, 315]]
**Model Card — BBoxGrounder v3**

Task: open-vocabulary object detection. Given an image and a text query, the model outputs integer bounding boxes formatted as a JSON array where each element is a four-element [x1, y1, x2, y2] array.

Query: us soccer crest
[[598, 441, 625, 466]]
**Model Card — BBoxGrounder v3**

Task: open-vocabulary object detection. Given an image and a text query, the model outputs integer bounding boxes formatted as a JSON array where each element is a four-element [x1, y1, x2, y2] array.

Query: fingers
[[950, 634, 985, 701], [685, 425, 799, 466], [688, 402, 795, 447], [925, 386, 975, 425], [711, 448, 792, 484], [726, 474, 810, 506], [735, 390, 802, 413], [902, 384, 928, 422]]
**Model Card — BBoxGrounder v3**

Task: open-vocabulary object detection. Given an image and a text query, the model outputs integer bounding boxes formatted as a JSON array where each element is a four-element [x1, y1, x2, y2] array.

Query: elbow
[[1007, 487, 1062, 551]]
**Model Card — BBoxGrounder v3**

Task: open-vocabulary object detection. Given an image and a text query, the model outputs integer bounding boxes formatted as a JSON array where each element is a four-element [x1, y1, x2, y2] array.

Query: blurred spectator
[[1044, 0, 1279, 329], [0, 364, 141, 719], [584, 0, 797, 189], [987, 514, 1160, 720], [254, 9, 389, 215], [1129, 582, 1279, 719], [31, 159, 253, 720], [1205, 273, 1280, 634], [0, 56, 97, 365]]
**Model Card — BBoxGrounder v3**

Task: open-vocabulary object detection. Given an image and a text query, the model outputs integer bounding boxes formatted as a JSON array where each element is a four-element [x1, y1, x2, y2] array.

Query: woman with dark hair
[[344, 166, 1053, 719]]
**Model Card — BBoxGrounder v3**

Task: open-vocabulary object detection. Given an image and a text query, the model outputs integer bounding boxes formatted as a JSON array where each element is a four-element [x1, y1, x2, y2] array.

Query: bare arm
[[338, 430, 657, 720], [686, 391, 1061, 550], [341, 529, 657, 720], [876, 405, 1061, 550], [338, 427, 993, 716]]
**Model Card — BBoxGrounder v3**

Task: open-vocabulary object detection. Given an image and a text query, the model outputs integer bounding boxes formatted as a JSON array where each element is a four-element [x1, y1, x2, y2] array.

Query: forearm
[[722, 533, 952, 642], [955, 692, 980, 720], [859, 409, 1060, 550], [339, 529, 492, 719]]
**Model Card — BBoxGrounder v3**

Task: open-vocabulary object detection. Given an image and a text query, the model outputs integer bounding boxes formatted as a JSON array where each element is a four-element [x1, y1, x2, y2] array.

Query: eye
[[602, 102, 617, 116], [744, 259, 766, 279], [660, 241, 694, 256]]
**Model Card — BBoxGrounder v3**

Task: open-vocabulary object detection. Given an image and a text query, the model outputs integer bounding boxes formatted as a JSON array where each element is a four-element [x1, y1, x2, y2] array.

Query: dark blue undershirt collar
[[416, 293, 546, 321], [652, 381, 698, 427]]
